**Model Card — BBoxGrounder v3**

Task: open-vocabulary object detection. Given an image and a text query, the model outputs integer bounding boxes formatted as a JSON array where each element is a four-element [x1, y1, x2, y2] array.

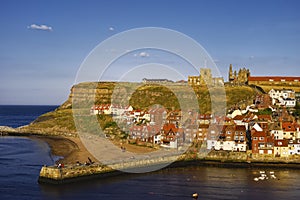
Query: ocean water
[[0, 106, 300, 200], [0, 105, 58, 128]]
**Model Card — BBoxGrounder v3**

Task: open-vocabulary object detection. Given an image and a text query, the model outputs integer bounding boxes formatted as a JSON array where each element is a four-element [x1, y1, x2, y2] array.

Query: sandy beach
[[30, 135, 97, 164], [30, 135, 156, 165]]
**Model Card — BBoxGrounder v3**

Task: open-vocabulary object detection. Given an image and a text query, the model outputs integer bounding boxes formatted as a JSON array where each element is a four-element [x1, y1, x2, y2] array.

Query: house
[[270, 122, 284, 140], [269, 89, 296, 107], [198, 124, 209, 141], [129, 125, 160, 142], [149, 107, 167, 126], [166, 110, 182, 125], [269, 89, 295, 99], [90, 104, 112, 115], [206, 124, 222, 150], [233, 115, 246, 126], [282, 121, 297, 140], [274, 139, 289, 157], [214, 125, 247, 152], [153, 133, 162, 145], [161, 123, 183, 148], [234, 125, 246, 143], [111, 104, 133, 116], [90, 104, 133, 116], [184, 124, 198, 143], [288, 139, 300, 155], [214, 140, 236, 151], [251, 129, 274, 154], [198, 114, 211, 125]]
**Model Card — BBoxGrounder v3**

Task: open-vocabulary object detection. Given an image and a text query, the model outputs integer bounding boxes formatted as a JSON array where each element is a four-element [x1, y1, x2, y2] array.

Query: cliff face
[[20, 82, 258, 136]]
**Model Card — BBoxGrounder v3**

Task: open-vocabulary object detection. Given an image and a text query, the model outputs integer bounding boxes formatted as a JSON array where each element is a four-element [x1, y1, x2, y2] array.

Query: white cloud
[[139, 52, 150, 57], [109, 27, 114, 31], [27, 24, 53, 31]]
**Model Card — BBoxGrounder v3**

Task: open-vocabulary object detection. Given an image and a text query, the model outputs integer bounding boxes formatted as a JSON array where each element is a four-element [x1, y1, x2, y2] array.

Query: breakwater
[[38, 151, 300, 184], [38, 155, 181, 184]]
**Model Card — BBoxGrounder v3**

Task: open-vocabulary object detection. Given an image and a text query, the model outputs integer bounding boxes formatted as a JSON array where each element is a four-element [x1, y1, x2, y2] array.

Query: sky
[[0, 0, 300, 105]]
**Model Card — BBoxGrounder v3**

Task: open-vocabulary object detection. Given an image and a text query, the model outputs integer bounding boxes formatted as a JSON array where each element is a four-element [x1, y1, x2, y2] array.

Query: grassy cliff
[[20, 82, 259, 136]]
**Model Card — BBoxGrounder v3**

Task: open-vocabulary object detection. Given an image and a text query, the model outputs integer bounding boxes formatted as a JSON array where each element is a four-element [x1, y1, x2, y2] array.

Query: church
[[188, 68, 224, 87]]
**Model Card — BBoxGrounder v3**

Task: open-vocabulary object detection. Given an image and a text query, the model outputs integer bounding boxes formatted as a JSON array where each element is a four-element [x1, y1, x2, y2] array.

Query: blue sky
[[0, 0, 300, 105]]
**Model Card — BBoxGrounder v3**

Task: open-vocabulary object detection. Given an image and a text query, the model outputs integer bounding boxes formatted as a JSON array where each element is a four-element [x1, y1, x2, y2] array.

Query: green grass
[[24, 82, 259, 135]]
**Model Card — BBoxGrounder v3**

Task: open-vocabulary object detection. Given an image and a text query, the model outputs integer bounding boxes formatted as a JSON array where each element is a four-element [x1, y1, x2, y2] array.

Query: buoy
[[192, 193, 199, 199]]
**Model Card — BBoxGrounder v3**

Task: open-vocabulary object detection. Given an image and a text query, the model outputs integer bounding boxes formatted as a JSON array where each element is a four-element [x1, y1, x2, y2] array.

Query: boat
[[192, 193, 199, 199]]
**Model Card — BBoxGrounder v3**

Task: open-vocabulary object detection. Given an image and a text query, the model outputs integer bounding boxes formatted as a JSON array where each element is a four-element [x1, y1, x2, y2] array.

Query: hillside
[[20, 82, 259, 136]]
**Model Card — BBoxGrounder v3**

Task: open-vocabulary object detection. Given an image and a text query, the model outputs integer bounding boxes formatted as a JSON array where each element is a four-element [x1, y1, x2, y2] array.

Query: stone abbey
[[228, 64, 250, 85], [188, 64, 300, 89]]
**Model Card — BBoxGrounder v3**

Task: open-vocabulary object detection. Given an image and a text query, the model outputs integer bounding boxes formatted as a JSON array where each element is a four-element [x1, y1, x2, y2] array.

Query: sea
[[0, 105, 300, 200]]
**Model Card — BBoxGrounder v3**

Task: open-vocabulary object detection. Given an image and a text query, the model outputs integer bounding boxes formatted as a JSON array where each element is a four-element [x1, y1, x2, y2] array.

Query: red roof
[[233, 115, 245, 120], [251, 130, 267, 137], [282, 122, 296, 131], [248, 76, 300, 82], [235, 125, 246, 131]]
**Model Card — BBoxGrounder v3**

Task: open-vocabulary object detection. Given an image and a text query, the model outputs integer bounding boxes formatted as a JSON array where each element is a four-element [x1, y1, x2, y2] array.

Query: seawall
[[38, 151, 300, 184], [38, 155, 181, 184]]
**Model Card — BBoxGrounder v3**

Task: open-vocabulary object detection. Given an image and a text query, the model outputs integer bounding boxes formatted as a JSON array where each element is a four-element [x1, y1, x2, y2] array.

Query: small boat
[[260, 171, 265, 174], [192, 193, 199, 199], [271, 174, 277, 179], [260, 173, 267, 177], [254, 177, 259, 181]]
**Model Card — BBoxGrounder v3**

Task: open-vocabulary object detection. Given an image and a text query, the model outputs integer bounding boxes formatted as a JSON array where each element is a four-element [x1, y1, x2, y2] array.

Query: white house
[[214, 141, 235, 151], [206, 139, 217, 150], [153, 133, 162, 145], [271, 129, 284, 140], [269, 89, 296, 107], [214, 141, 246, 152], [288, 140, 300, 155]]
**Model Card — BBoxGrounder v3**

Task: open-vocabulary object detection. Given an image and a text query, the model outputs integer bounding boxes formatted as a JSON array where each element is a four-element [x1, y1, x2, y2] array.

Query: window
[[253, 137, 258, 140], [268, 150, 272, 154], [259, 137, 264, 141], [278, 142, 282, 145], [240, 132, 244, 135]]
